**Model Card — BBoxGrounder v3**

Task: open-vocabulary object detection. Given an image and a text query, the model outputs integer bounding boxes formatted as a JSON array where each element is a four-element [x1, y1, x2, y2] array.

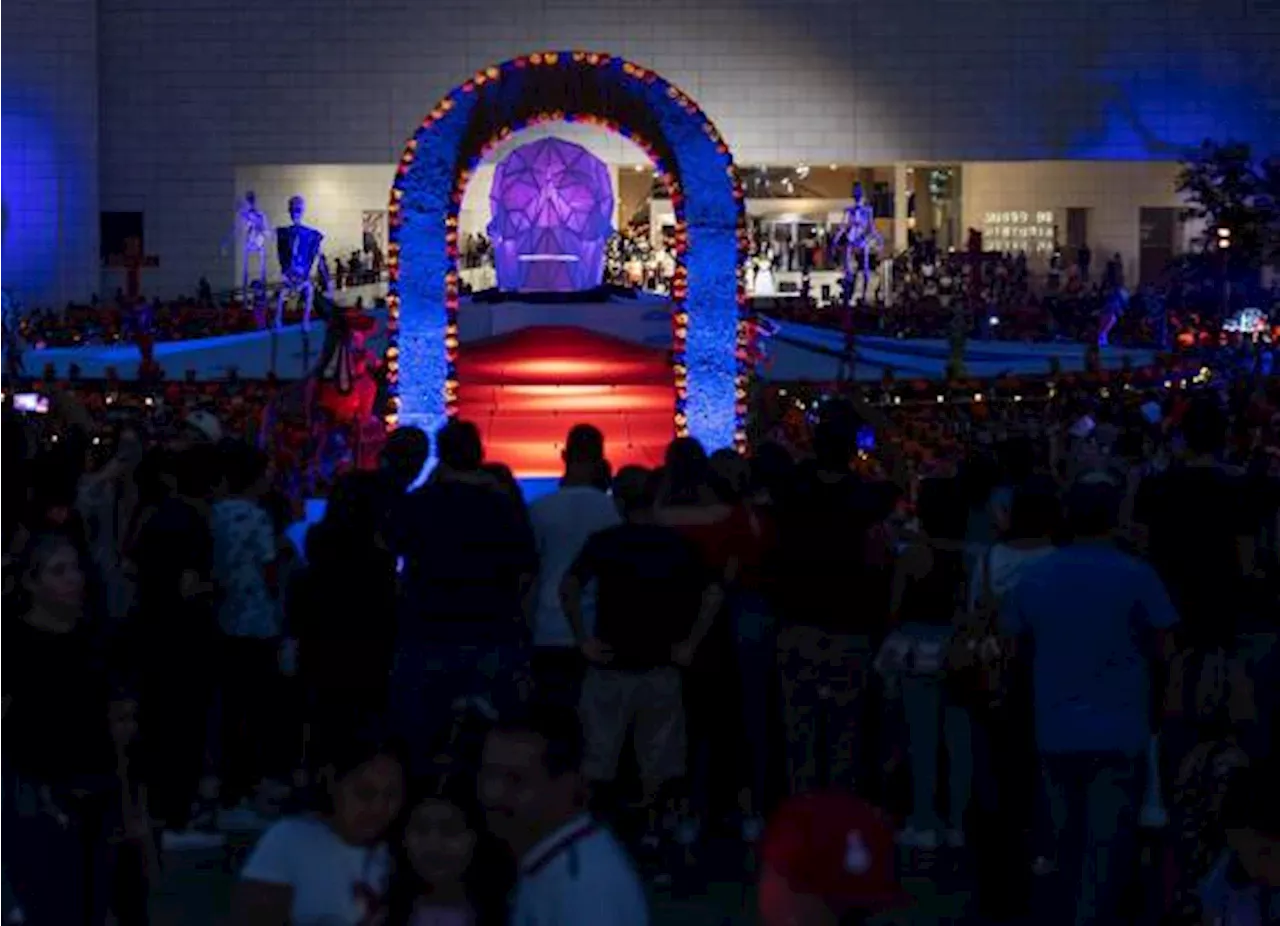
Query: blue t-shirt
[[999, 544, 1177, 755]]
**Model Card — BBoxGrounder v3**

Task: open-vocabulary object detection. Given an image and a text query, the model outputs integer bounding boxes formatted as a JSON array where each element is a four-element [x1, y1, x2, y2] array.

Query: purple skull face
[[288, 196, 306, 224], [488, 138, 615, 293]]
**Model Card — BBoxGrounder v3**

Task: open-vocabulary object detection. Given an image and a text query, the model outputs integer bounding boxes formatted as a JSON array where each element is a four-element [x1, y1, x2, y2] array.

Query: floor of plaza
[[149, 838, 978, 926]]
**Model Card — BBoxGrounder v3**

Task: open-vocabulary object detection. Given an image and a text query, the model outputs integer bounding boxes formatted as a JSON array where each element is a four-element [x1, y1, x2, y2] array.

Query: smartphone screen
[[12, 393, 49, 414], [856, 425, 876, 452]]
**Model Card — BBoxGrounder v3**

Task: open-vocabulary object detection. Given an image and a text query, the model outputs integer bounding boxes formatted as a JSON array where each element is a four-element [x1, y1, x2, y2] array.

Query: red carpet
[[454, 326, 675, 478]]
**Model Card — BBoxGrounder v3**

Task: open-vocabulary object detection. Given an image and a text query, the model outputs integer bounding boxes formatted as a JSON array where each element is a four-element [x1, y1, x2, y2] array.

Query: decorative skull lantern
[[488, 138, 615, 293]]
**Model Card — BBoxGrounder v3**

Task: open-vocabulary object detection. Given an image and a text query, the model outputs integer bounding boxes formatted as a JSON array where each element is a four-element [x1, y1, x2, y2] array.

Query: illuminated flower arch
[[386, 51, 750, 454]]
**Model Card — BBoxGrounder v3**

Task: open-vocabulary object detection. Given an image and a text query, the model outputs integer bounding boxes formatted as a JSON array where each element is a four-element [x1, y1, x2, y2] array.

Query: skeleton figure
[[238, 191, 269, 296], [834, 182, 883, 304], [274, 195, 330, 331]]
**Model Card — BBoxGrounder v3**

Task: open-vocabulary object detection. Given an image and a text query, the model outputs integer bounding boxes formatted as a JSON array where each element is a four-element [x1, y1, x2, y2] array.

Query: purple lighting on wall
[[487, 138, 614, 293]]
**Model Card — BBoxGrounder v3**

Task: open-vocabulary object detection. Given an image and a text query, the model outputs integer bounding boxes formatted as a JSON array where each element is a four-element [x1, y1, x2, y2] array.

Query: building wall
[[959, 161, 1191, 282], [1, 0, 100, 308], [49, 0, 1280, 297]]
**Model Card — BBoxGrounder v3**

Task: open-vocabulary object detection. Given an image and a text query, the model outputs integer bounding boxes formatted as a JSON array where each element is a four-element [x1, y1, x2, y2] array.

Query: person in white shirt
[[479, 706, 649, 926], [234, 735, 406, 926], [528, 425, 620, 709]]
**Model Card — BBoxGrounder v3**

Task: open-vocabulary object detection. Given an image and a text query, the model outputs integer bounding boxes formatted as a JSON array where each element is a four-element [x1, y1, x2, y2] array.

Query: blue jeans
[[897, 624, 973, 832], [390, 639, 526, 775], [1038, 751, 1142, 926]]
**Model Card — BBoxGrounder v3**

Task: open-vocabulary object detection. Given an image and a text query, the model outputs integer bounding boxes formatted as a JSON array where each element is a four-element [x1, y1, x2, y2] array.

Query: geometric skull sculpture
[[488, 137, 615, 292]]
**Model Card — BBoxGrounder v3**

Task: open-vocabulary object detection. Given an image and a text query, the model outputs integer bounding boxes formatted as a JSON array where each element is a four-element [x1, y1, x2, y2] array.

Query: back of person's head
[[563, 424, 605, 467], [997, 435, 1036, 485], [813, 399, 859, 472], [326, 470, 392, 539], [1064, 474, 1122, 538], [133, 446, 173, 506], [960, 451, 1000, 510], [611, 465, 654, 518], [1008, 475, 1063, 541], [481, 462, 523, 506], [916, 476, 966, 541], [218, 438, 269, 496], [172, 442, 221, 500], [709, 448, 748, 504], [663, 436, 710, 504], [1181, 395, 1229, 457], [436, 420, 483, 473], [750, 440, 796, 501], [380, 426, 430, 489], [590, 457, 612, 491]]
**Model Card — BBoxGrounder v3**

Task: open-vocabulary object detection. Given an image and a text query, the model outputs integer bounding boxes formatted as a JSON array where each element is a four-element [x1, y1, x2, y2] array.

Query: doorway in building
[[1139, 207, 1178, 286]]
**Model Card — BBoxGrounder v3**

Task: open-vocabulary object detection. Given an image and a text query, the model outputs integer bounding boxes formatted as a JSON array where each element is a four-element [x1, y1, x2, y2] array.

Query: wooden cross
[[105, 236, 159, 302]]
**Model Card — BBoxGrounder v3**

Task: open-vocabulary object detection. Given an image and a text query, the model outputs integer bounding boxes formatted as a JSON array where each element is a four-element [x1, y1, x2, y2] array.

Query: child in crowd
[[234, 734, 406, 926], [384, 780, 511, 926], [1197, 762, 1280, 925]]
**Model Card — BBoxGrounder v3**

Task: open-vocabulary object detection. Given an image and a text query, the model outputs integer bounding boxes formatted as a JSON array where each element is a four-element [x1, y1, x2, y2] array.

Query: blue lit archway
[[385, 52, 749, 454]]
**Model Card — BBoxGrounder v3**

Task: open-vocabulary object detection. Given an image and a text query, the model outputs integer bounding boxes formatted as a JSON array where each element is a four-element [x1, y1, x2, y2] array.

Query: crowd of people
[[754, 278, 1162, 346], [756, 243, 1280, 352], [6, 372, 377, 504], [4, 350, 1279, 924], [10, 237, 1277, 368]]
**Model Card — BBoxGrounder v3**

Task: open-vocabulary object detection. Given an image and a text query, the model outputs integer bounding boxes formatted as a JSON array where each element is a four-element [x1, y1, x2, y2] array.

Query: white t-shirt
[[529, 487, 620, 647], [512, 815, 648, 926], [240, 816, 392, 926]]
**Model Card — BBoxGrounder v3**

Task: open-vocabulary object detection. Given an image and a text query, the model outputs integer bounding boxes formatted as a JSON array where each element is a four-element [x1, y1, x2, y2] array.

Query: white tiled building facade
[[3, 0, 1278, 305], [2, 0, 101, 308]]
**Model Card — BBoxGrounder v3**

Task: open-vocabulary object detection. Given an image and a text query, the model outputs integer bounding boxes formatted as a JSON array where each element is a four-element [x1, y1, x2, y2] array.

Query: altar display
[[487, 138, 615, 293]]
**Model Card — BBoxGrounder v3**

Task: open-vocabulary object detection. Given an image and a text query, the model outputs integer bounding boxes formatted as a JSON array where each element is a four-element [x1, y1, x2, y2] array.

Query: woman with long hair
[[888, 477, 971, 849]]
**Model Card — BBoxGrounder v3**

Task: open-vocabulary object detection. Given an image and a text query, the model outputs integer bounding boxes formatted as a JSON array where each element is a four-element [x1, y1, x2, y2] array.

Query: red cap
[[759, 792, 909, 923]]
